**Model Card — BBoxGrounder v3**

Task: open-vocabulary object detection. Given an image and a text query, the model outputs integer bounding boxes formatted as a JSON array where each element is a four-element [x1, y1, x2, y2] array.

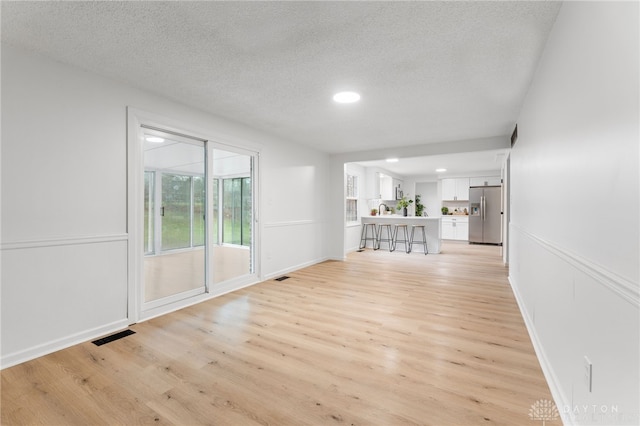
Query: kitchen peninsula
[[361, 215, 442, 254]]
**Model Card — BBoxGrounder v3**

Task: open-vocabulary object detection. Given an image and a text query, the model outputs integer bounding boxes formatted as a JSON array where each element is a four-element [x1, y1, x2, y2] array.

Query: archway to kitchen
[[342, 149, 508, 256]]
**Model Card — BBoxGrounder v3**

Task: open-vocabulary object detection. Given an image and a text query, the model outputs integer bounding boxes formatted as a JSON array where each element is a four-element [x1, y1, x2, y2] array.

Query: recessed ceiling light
[[145, 136, 164, 143], [386, 158, 399, 163], [436, 168, 447, 172], [333, 91, 360, 103]]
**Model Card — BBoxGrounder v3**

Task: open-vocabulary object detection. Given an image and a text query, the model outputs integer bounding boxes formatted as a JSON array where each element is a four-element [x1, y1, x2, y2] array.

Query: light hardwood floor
[[1, 242, 557, 425]]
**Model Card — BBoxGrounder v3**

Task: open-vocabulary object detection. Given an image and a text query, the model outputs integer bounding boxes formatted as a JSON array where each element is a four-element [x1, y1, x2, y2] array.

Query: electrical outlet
[[584, 356, 593, 392]]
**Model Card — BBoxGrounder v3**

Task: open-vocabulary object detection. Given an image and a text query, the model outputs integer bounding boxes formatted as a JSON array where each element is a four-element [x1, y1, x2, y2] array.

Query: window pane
[[346, 174, 358, 198], [346, 199, 357, 222], [223, 179, 237, 244], [192, 176, 205, 247], [161, 174, 192, 250], [144, 171, 155, 254], [212, 178, 219, 244], [222, 177, 250, 246], [242, 177, 251, 246]]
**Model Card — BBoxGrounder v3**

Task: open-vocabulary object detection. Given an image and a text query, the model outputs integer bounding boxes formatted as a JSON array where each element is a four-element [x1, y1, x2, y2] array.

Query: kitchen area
[[345, 159, 504, 255]]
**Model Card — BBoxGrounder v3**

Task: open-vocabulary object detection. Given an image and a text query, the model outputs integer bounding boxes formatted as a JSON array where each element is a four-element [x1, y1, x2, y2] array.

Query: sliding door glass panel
[[242, 177, 251, 246], [212, 178, 219, 244], [144, 171, 155, 254], [161, 174, 192, 251], [223, 178, 242, 245], [143, 132, 205, 304], [212, 149, 253, 284], [193, 176, 205, 247]]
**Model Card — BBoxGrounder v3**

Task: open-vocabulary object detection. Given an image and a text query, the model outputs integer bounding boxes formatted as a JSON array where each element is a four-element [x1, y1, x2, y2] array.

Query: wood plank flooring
[[1, 242, 557, 425]]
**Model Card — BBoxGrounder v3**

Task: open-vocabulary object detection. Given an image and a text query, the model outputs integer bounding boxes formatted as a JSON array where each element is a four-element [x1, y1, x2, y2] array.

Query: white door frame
[[127, 107, 261, 323]]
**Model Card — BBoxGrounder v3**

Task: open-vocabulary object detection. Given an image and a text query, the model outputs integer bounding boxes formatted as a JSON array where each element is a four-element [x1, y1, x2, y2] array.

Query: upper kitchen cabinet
[[365, 169, 405, 200], [441, 178, 469, 201], [469, 176, 502, 187], [380, 174, 403, 200], [379, 174, 393, 199]]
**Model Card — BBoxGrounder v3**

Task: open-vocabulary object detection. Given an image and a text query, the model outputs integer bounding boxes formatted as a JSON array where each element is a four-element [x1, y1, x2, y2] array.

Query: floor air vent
[[92, 329, 136, 346], [274, 276, 290, 281]]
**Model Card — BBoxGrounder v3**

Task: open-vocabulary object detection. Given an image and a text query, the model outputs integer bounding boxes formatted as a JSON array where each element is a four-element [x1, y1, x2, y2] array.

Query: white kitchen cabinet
[[441, 216, 469, 241], [380, 177, 403, 200], [457, 221, 469, 240], [441, 178, 469, 201], [369, 172, 381, 199], [441, 219, 455, 240], [469, 176, 501, 187], [379, 174, 394, 199]]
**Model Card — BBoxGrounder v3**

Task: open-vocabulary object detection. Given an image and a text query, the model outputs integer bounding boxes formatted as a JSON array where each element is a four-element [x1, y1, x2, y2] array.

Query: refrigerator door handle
[[481, 196, 486, 221]]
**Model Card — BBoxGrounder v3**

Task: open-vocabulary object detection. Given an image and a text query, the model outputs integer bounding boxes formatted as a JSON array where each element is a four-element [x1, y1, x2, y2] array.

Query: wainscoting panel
[[509, 224, 639, 425], [1, 237, 129, 368], [262, 220, 327, 280]]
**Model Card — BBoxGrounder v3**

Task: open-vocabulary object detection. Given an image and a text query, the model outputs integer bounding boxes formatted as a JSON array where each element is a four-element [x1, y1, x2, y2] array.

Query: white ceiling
[[356, 149, 507, 180], [2, 2, 561, 154]]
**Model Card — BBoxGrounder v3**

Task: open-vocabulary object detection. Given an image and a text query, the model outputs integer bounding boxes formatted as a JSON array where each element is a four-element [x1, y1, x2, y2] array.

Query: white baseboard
[[508, 275, 572, 426], [1, 319, 130, 369], [263, 256, 329, 281]]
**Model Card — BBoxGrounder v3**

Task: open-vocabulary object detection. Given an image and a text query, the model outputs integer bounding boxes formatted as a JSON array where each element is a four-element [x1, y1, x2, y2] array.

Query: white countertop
[[363, 215, 440, 220]]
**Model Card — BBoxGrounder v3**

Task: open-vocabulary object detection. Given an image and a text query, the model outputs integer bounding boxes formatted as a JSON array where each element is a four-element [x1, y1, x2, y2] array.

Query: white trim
[[262, 256, 329, 281], [142, 287, 206, 312], [1, 233, 128, 250], [508, 275, 572, 426], [137, 275, 261, 323], [511, 223, 639, 306], [0, 319, 130, 369], [212, 172, 251, 180], [264, 219, 317, 228], [127, 107, 262, 325], [127, 108, 144, 324]]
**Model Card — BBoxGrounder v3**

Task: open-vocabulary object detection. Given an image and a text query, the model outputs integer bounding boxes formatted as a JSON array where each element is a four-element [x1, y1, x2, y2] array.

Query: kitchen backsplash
[[442, 200, 468, 214]]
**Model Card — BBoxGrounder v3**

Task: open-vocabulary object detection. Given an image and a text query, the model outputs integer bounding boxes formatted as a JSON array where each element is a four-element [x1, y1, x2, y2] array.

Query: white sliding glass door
[[132, 121, 259, 319], [143, 130, 206, 307], [211, 148, 255, 283], [128, 109, 262, 321]]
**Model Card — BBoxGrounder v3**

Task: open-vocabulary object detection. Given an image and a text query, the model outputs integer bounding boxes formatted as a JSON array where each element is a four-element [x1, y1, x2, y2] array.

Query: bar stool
[[376, 224, 394, 251], [410, 224, 428, 255], [359, 223, 378, 249], [393, 224, 411, 253]]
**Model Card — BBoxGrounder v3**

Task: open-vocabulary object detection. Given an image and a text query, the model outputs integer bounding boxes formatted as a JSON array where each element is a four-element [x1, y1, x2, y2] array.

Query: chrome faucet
[[378, 203, 388, 215]]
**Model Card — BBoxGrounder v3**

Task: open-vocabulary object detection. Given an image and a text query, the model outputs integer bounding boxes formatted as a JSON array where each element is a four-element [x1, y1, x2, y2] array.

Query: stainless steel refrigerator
[[469, 186, 502, 244]]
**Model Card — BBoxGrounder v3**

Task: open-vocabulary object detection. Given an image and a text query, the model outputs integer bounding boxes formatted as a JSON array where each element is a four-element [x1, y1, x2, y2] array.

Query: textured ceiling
[[2, 1, 561, 154], [356, 149, 507, 179]]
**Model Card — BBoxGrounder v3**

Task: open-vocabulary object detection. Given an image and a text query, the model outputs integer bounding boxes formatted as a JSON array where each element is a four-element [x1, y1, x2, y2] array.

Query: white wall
[[509, 2, 639, 424], [1, 46, 329, 367], [415, 182, 438, 217]]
